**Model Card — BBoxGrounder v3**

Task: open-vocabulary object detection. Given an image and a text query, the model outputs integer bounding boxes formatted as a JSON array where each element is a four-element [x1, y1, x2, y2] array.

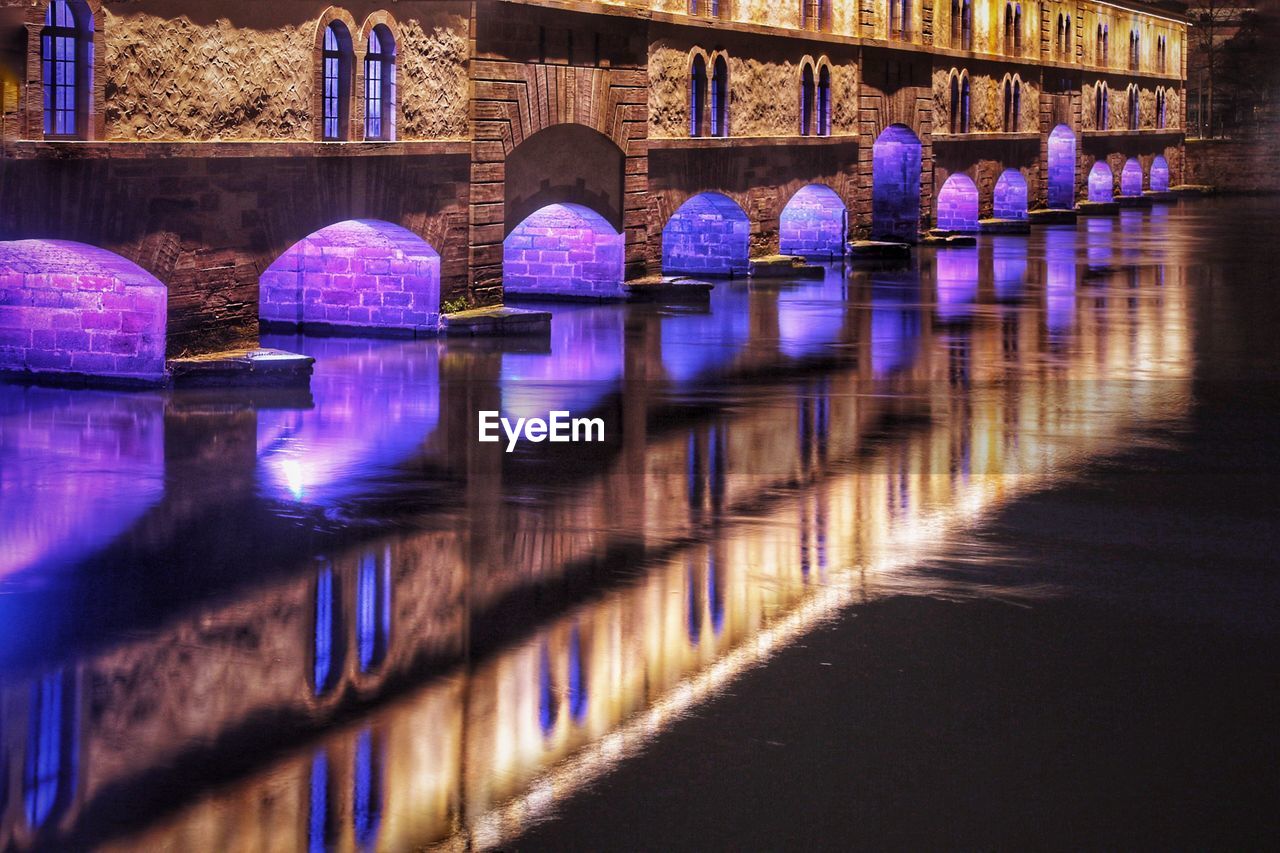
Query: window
[[951, 0, 962, 46], [817, 65, 831, 136], [801, 64, 815, 136], [688, 0, 702, 14], [1003, 77, 1021, 132], [1157, 87, 1167, 128], [711, 56, 728, 137], [889, 0, 910, 40], [1097, 23, 1109, 65], [322, 22, 353, 140], [1129, 29, 1140, 70], [1014, 4, 1023, 54], [950, 72, 971, 134], [1157, 35, 1167, 72], [364, 26, 395, 141], [961, 1, 972, 49], [1129, 86, 1140, 130], [41, 0, 91, 138], [816, 0, 830, 32], [1095, 82, 1109, 129], [690, 55, 707, 137]]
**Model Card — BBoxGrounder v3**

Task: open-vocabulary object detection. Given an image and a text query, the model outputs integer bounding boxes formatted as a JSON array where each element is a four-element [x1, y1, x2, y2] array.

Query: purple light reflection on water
[[255, 336, 441, 507], [1044, 226, 1078, 334], [0, 385, 165, 579], [500, 306, 625, 420], [935, 247, 979, 323], [777, 268, 848, 358], [992, 235, 1029, 301], [870, 274, 923, 377], [660, 284, 752, 382]]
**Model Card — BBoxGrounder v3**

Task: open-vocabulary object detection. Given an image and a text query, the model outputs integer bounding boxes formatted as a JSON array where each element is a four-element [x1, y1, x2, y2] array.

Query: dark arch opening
[[871, 124, 922, 242], [504, 124, 625, 235], [780, 184, 847, 258], [1047, 124, 1077, 209], [662, 192, 750, 277]]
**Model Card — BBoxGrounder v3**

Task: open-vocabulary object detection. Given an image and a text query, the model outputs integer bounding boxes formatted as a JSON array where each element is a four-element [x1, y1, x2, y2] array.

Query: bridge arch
[[1047, 124, 1077, 209], [1120, 157, 1144, 196], [1150, 155, 1170, 192], [779, 184, 847, 259], [0, 239, 167, 383], [503, 203, 625, 298], [662, 192, 750, 277], [871, 124, 923, 241], [259, 219, 441, 333], [936, 173, 979, 232], [1087, 161, 1114, 203], [993, 169, 1029, 220]]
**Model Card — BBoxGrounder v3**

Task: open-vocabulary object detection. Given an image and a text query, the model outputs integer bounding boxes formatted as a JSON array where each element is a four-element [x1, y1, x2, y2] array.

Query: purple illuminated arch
[[503, 203, 624, 298], [993, 169, 1029, 220], [1150, 155, 1170, 192], [260, 220, 440, 333], [1047, 124, 1076, 209], [779, 185, 848, 259], [1087, 161, 1114, 202], [0, 240, 167, 383], [872, 125, 923, 241], [1120, 157, 1143, 196], [662, 192, 751, 277], [936, 173, 979, 232]]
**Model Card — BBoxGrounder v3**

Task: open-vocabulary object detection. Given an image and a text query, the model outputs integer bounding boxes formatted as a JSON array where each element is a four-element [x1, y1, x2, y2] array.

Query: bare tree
[[1190, 0, 1251, 137]]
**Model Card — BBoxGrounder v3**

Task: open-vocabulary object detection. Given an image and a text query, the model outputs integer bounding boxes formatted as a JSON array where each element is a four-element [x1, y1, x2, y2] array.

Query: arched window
[[40, 1, 92, 138], [1130, 29, 1139, 69], [1156, 87, 1167, 129], [711, 56, 728, 137], [1095, 82, 1109, 129], [817, 65, 831, 136], [949, 73, 960, 134], [961, 74, 971, 133], [1157, 35, 1166, 72], [1129, 85, 1140, 129], [364, 25, 395, 141], [1014, 4, 1023, 54], [1063, 15, 1072, 59], [690, 55, 707, 137], [800, 63, 814, 136], [962, 1, 973, 49], [1005, 4, 1015, 54], [322, 22, 354, 141], [1003, 77, 1021, 132]]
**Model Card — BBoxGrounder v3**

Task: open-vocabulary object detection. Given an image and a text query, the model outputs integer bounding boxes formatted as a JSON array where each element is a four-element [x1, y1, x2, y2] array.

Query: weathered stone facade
[[0, 0, 1186, 360]]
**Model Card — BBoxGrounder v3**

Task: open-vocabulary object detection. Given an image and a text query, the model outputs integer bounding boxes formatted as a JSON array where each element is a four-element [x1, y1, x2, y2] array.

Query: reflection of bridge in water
[[0, 214, 1191, 851]]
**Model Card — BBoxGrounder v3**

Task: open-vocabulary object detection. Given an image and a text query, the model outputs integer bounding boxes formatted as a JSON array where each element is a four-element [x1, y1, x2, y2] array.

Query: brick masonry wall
[[1185, 138, 1280, 192], [0, 239, 167, 382]]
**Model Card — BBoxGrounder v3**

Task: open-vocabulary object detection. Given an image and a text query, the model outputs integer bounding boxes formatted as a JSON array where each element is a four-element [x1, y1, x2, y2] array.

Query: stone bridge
[[0, 0, 1187, 381]]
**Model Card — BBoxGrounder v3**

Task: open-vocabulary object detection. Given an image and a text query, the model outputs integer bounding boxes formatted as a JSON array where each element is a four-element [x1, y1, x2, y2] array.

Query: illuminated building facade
[[0, 0, 1186, 374]]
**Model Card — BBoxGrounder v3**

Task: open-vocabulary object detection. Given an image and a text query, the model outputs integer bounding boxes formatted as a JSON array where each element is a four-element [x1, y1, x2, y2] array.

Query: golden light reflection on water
[[3, 226, 1192, 852]]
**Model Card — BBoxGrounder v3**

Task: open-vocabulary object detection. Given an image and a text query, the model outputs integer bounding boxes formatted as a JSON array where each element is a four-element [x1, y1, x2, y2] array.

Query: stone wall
[[1185, 138, 1280, 193]]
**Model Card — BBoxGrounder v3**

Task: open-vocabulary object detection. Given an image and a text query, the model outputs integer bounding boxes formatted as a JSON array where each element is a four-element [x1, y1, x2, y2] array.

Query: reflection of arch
[[504, 203, 624, 298], [259, 220, 441, 332], [22, 669, 78, 832], [871, 124, 922, 241], [780, 184, 847, 258], [505, 124, 625, 234], [993, 169, 1029, 220], [1120, 157, 1143, 196], [936, 173, 979, 232], [662, 192, 750, 276], [1150, 155, 1170, 192], [0, 239, 168, 382], [1088, 161, 1115, 202], [1047, 124, 1077, 209]]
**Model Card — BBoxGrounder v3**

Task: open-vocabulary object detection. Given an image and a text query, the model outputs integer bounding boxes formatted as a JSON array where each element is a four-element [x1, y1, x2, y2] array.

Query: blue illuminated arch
[[871, 124, 923, 241], [779, 184, 847, 259], [1087, 161, 1114, 202], [662, 192, 750, 277]]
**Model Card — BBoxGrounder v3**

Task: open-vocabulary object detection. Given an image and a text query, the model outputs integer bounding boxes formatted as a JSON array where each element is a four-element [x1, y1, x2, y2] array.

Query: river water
[[0, 198, 1276, 850]]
